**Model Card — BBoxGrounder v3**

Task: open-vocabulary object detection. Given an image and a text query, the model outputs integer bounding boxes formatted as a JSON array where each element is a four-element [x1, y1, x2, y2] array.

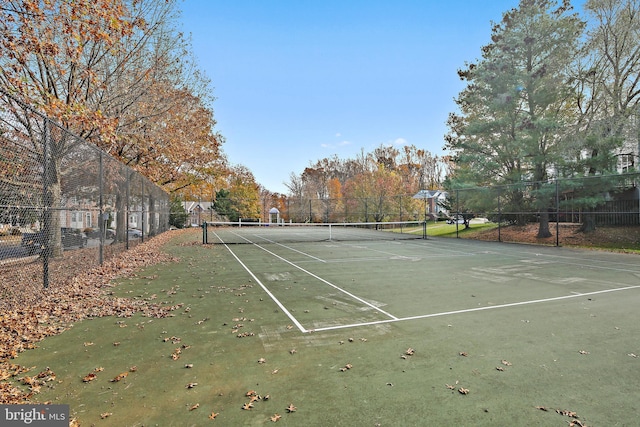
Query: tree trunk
[[579, 211, 596, 232], [42, 152, 63, 258], [537, 210, 552, 238], [114, 192, 127, 243]]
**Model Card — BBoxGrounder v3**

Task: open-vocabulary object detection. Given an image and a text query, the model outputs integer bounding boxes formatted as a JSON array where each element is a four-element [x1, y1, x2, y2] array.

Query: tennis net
[[203, 221, 426, 245]]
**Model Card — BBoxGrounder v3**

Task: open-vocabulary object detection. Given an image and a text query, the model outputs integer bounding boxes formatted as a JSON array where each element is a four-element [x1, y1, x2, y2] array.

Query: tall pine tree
[[446, 0, 585, 237]]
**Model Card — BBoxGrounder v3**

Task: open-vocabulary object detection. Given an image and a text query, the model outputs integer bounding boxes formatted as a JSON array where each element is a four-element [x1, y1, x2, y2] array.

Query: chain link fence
[[184, 194, 440, 225], [447, 173, 640, 245], [0, 89, 169, 289], [188, 172, 640, 247], [278, 195, 433, 223]]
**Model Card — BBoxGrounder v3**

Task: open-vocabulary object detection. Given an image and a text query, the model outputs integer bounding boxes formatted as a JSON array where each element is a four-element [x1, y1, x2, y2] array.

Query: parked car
[[446, 215, 466, 225], [85, 228, 116, 239], [21, 228, 87, 255], [127, 229, 142, 238], [61, 228, 88, 247]]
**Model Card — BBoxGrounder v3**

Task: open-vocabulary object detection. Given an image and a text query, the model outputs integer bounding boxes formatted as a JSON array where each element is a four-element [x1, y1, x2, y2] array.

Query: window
[[618, 154, 635, 172]]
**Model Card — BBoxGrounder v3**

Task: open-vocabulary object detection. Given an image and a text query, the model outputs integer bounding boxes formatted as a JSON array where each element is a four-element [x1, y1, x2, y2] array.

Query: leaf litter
[[1, 231, 180, 404]]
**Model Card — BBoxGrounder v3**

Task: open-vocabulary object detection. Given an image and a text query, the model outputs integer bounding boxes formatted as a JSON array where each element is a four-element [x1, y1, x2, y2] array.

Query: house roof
[[413, 190, 447, 199], [183, 201, 214, 212]]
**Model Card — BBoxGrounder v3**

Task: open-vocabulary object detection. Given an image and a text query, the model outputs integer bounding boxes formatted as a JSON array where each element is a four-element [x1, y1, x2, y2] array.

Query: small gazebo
[[268, 207, 280, 224]]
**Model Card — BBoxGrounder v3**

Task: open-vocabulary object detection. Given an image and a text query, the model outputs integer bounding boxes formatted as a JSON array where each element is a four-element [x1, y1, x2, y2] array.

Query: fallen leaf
[[110, 372, 128, 382], [82, 373, 97, 382]]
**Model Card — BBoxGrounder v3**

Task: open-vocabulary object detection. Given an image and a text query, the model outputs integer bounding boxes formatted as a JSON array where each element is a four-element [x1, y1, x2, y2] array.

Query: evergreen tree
[[445, 0, 585, 236]]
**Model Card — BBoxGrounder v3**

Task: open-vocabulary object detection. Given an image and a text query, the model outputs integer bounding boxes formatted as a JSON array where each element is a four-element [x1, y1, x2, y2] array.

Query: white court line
[[226, 230, 399, 321], [336, 241, 414, 258], [249, 233, 327, 262], [425, 237, 640, 273], [250, 243, 399, 320], [211, 231, 307, 333], [309, 284, 640, 333]]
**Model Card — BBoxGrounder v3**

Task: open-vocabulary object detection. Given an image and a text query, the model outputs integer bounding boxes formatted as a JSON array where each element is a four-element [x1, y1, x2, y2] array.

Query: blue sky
[[179, 1, 584, 194]]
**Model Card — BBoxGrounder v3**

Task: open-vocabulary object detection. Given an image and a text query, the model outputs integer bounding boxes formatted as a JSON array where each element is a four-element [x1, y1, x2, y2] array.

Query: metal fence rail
[[188, 173, 640, 248], [448, 173, 640, 246], [0, 89, 169, 288]]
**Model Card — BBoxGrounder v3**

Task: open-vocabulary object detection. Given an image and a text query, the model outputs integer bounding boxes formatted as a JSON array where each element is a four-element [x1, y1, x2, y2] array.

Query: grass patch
[[8, 230, 640, 426], [426, 221, 497, 238]]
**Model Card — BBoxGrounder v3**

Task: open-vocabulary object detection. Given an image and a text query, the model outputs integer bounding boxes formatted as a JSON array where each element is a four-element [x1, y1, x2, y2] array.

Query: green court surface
[[12, 230, 640, 426]]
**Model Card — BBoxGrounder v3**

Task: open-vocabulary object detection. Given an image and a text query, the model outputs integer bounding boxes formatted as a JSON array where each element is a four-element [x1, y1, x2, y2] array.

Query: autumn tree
[[326, 177, 344, 222], [212, 165, 260, 222], [0, 0, 224, 248], [343, 165, 406, 222], [0, 0, 142, 253], [284, 145, 446, 222], [398, 145, 445, 193]]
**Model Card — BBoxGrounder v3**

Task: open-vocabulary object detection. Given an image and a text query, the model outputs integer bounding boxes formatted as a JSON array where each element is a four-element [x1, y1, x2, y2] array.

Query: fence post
[[497, 187, 501, 242], [141, 179, 145, 242], [455, 189, 460, 239], [99, 151, 104, 264], [126, 172, 130, 250], [42, 119, 50, 289], [556, 178, 560, 246]]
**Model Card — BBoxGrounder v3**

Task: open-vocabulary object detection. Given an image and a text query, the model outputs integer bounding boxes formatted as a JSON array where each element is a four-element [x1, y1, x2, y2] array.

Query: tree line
[[3, 1, 638, 231], [258, 0, 640, 230], [0, 0, 265, 229]]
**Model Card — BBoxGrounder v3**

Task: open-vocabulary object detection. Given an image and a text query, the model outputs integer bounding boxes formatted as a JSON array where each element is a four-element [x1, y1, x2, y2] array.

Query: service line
[[249, 242, 399, 321], [309, 283, 640, 333], [212, 231, 307, 333]]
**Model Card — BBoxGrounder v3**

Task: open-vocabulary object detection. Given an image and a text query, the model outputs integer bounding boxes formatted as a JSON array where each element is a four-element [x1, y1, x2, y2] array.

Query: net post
[[422, 220, 427, 239], [202, 221, 207, 244], [329, 223, 332, 241]]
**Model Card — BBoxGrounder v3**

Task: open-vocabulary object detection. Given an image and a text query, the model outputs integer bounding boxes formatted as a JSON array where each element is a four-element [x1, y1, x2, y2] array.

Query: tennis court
[[11, 226, 640, 426], [206, 222, 640, 335]]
